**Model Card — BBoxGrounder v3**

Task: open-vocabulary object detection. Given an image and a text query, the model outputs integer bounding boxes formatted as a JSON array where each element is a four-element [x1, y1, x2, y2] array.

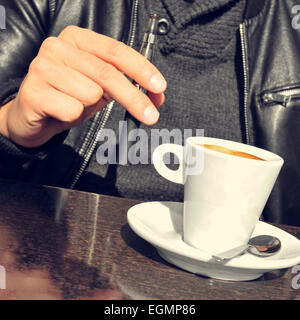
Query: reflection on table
[[0, 178, 299, 300]]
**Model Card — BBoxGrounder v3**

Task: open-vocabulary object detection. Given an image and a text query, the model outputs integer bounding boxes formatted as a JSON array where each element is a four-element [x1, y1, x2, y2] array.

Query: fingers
[[29, 56, 103, 107], [58, 26, 167, 94], [5, 26, 168, 148], [6, 77, 85, 147], [21, 77, 84, 125], [38, 37, 162, 124], [148, 92, 165, 108]]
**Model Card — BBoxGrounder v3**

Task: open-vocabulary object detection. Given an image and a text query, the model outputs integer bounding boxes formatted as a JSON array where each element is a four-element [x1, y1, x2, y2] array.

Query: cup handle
[[152, 144, 184, 184]]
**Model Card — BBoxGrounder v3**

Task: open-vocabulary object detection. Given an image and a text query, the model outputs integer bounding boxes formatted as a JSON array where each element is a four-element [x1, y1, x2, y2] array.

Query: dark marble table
[[0, 178, 299, 300]]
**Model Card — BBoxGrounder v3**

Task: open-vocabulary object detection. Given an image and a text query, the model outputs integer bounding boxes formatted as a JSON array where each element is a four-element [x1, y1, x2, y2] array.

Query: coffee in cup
[[200, 144, 266, 161]]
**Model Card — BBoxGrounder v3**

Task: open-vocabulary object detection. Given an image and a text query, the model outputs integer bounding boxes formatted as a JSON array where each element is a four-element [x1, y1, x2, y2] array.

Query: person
[[0, 0, 299, 225]]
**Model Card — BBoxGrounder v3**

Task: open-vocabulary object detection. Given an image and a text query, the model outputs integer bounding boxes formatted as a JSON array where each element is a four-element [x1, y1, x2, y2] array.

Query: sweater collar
[[161, 0, 240, 27]]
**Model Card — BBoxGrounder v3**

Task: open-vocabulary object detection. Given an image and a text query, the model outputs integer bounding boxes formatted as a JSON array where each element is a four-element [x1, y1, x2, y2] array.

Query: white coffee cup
[[152, 137, 284, 254]]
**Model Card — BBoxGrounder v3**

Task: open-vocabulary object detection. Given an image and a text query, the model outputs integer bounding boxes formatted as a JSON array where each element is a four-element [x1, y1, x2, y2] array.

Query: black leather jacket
[[0, 0, 299, 225]]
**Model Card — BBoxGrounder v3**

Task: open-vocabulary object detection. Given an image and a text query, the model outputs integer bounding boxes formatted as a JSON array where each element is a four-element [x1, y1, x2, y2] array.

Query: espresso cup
[[152, 137, 284, 254]]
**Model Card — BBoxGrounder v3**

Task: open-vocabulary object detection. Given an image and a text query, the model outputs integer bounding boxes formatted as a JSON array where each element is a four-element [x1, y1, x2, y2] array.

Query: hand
[[0, 26, 167, 148]]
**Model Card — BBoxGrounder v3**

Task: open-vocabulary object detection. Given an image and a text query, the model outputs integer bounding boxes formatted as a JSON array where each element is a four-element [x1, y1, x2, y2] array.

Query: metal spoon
[[212, 235, 281, 262]]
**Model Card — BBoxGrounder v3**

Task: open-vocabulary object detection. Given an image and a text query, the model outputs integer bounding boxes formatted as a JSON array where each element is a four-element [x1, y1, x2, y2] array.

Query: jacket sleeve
[[0, 0, 68, 180]]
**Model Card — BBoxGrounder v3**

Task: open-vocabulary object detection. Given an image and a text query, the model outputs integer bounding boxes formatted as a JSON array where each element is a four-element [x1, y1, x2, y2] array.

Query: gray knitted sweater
[[76, 0, 246, 202]]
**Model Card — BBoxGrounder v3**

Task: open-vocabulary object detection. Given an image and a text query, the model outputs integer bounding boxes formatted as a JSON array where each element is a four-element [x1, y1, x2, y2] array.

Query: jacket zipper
[[262, 89, 300, 107], [239, 23, 250, 145], [69, 0, 139, 189]]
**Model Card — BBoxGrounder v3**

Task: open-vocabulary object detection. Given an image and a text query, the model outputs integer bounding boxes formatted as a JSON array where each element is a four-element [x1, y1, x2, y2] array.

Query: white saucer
[[127, 201, 300, 281]]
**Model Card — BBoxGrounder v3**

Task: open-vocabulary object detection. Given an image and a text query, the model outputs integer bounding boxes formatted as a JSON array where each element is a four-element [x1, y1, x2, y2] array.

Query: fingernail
[[150, 74, 167, 92], [143, 106, 160, 124]]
